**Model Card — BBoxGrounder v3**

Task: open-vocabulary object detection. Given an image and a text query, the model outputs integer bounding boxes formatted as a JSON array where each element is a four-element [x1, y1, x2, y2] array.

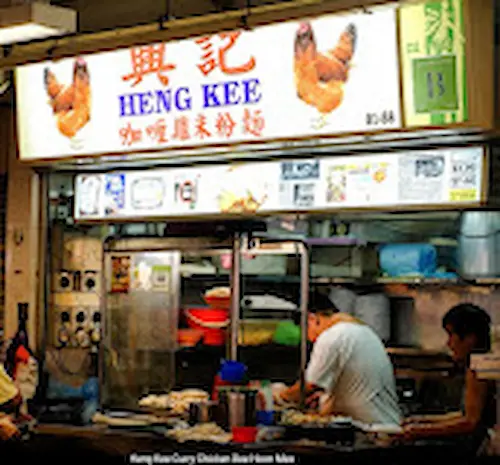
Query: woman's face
[[445, 324, 475, 362]]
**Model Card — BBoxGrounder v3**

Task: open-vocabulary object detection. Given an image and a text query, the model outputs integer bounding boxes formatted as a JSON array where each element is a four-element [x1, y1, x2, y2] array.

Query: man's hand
[[391, 423, 428, 442], [273, 388, 292, 406], [0, 416, 20, 440], [402, 416, 431, 426], [305, 391, 322, 410]]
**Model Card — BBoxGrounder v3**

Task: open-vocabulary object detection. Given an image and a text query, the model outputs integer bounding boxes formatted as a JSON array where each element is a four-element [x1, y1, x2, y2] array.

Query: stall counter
[[0, 423, 492, 465]]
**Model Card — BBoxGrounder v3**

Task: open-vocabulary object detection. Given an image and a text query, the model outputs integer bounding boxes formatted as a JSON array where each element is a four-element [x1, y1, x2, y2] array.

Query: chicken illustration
[[44, 57, 91, 139], [294, 22, 356, 121]]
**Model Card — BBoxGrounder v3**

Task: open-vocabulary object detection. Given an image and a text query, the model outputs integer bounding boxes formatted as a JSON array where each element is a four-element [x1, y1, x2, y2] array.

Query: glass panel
[[103, 251, 180, 408]]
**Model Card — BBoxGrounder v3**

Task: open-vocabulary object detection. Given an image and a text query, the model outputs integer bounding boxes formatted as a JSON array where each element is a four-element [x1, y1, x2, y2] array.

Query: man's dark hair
[[442, 303, 491, 353], [308, 291, 340, 315]]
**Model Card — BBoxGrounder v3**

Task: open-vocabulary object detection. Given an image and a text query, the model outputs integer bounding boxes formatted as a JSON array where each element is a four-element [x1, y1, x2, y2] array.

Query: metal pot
[[217, 388, 257, 428], [188, 401, 217, 425]]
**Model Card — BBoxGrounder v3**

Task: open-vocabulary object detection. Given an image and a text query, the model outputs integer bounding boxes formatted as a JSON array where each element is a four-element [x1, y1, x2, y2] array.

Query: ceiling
[[0, 0, 292, 104], [52, 0, 290, 33]]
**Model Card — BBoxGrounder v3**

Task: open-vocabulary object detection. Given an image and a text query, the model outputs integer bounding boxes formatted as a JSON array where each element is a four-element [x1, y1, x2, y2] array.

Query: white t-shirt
[[306, 322, 401, 425]]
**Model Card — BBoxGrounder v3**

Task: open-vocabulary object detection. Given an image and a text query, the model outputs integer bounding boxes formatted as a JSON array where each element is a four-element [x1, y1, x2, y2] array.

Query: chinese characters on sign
[[119, 110, 266, 147], [118, 32, 264, 148], [195, 32, 256, 76], [122, 44, 176, 87]]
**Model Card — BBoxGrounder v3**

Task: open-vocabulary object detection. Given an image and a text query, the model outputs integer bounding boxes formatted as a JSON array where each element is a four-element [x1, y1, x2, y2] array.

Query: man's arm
[[279, 381, 322, 404], [404, 370, 488, 438], [404, 412, 462, 425]]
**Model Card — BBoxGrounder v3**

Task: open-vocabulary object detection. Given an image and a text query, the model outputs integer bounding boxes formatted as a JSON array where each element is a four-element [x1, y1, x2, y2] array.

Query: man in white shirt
[[276, 292, 401, 425]]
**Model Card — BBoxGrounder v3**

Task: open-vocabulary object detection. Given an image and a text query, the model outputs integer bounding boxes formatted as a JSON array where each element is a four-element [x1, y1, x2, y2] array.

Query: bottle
[[5, 303, 30, 378]]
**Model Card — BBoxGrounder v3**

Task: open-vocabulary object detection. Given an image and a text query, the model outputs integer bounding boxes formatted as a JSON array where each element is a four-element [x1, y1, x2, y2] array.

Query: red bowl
[[204, 296, 231, 309], [232, 426, 258, 443], [185, 307, 229, 330]]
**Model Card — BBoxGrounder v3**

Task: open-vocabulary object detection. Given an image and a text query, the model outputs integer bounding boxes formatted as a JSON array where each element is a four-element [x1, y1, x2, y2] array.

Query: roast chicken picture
[[294, 21, 356, 119], [44, 57, 91, 139]]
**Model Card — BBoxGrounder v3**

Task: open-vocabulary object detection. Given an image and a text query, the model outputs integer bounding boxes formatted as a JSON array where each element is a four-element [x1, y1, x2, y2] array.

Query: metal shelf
[[181, 274, 500, 286]]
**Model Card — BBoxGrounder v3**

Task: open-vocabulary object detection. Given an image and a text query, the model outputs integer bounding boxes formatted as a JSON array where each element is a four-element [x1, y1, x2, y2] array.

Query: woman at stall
[[275, 291, 401, 425], [401, 303, 495, 453]]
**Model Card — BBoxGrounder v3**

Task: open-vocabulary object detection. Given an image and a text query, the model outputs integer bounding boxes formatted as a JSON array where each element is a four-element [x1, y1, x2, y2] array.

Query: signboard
[[15, 8, 401, 161], [74, 147, 485, 221], [399, 0, 468, 126]]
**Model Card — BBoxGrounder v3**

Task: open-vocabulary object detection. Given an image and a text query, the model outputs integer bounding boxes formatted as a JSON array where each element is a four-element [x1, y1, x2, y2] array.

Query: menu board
[[15, 8, 401, 161], [74, 147, 485, 221]]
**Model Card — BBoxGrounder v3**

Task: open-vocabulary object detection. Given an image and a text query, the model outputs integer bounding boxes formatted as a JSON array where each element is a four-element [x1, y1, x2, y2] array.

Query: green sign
[[400, 0, 467, 126], [413, 56, 459, 113]]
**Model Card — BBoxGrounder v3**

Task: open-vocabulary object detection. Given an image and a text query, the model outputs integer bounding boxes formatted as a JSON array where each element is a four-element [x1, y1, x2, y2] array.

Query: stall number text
[[365, 110, 396, 126]]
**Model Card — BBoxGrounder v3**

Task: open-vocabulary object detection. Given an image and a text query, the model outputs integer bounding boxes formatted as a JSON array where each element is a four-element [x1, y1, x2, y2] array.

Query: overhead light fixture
[[0, 2, 76, 46]]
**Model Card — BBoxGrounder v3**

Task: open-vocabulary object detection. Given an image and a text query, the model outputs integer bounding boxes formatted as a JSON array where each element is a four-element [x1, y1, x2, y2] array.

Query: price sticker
[[412, 56, 459, 113], [449, 189, 477, 203]]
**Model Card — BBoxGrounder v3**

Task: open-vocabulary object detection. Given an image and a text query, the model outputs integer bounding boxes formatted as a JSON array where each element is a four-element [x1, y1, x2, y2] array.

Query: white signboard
[[74, 147, 485, 221], [16, 8, 401, 161]]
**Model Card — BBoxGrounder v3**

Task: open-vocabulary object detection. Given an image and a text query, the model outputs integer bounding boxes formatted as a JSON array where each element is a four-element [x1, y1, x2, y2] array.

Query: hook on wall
[[238, 0, 252, 31], [2, 44, 12, 59], [13, 229, 24, 246], [159, 0, 174, 30]]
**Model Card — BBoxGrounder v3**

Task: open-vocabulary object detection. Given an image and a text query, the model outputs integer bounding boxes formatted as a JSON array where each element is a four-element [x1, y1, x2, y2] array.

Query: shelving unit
[[182, 274, 500, 287]]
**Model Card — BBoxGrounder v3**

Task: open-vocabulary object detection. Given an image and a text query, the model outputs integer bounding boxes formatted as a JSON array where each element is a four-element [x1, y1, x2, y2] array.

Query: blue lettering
[[202, 78, 262, 108], [139, 92, 154, 115], [203, 83, 222, 108], [243, 78, 261, 104], [155, 89, 173, 113], [118, 87, 193, 117], [119, 94, 138, 117], [175, 87, 192, 111], [224, 81, 241, 106]]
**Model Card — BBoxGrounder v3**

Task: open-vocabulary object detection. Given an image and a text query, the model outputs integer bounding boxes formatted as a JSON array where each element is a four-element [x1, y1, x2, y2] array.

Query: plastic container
[[256, 411, 274, 426], [204, 296, 231, 309], [203, 329, 226, 346], [379, 243, 437, 277], [185, 307, 229, 346], [272, 321, 300, 346], [232, 426, 258, 443], [329, 287, 357, 315], [177, 329, 204, 347], [220, 360, 247, 383], [185, 307, 229, 329]]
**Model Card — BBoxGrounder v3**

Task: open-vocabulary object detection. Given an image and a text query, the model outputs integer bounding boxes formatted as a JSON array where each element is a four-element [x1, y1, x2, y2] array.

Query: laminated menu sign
[[104, 174, 126, 216], [76, 175, 101, 217], [448, 149, 482, 202], [279, 160, 321, 209], [399, 0, 468, 126], [216, 163, 278, 214], [15, 8, 401, 161], [325, 158, 394, 206], [151, 265, 171, 291], [398, 153, 446, 204], [128, 173, 166, 211], [111, 256, 131, 293], [174, 172, 200, 211], [74, 147, 485, 220]]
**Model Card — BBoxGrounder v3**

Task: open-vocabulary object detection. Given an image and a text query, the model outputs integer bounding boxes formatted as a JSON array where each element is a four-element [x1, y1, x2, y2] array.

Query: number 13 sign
[[399, 0, 467, 127]]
